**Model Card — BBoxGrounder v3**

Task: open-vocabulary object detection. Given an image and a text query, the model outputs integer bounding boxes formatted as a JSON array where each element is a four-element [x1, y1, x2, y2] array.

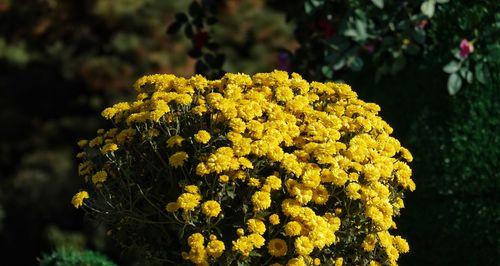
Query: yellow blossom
[[284, 221, 302, 236], [71, 191, 89, 208], [206, 238, 225, 258], [251, 191, 271, 211], [184, 185, 199, 194], [194, 130, 211, 144], [269, 214, 280, 225], [268, 238, 288, 257], [294, 236, 314, 255], [101, 143, 118, 154], [202, 200, 221, 217], [177, 193, 201, 212], [219, 175, 229, 183], [265, 175, 282, 190], [77, 139, 88, 148], [247, 219, 266, 235], [91, 171, 107, 184], [169, 151, 188, 168], [165, 202, 180, 212], [167, 135, 184, 147]]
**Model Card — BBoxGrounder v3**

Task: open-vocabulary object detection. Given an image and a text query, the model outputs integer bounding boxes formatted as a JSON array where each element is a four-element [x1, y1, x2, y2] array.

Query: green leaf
[[447, 73, 462, 95], [443, 61, 460, 73], [354, 19, 368, 41], [459, 66, 468, 78], [249, 250, 262, 257], [487, 43, 500, 59], [321, 66, 334, 78], [227, 189, 235, 199], [304, 2, 314, 14], [333, 58, 345, 71], [436, 0, 449, 3], [465, 70, 473, 84], [371, 0, 384, 9], [475, 63, 487, 84], [421, 0, 436, 18], [349, 56, 364, 72], [412, 28, 426, 44], [310, 0, 325, 7]]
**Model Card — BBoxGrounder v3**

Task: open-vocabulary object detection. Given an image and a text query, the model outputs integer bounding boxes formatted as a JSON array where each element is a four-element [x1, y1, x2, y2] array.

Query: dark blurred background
[[0, 0, 498, 265]]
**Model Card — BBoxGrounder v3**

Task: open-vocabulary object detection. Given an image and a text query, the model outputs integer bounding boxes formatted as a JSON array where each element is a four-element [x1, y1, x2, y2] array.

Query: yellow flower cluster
[[73, 71, 414, 265]]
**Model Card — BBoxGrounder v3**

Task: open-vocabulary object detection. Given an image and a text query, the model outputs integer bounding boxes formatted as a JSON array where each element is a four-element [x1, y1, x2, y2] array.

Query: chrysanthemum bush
[[72, 70, 415, 265]]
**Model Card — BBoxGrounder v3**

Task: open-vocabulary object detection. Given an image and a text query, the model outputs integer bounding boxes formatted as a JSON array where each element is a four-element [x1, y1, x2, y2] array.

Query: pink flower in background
[[459, 39, 474, 58]]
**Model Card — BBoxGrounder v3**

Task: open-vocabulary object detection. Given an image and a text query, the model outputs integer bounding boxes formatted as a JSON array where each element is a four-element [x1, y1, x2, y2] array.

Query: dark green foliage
[[40, 250, 116, 266], [0, 1, 191, 265], [401, 67, 500, 265], [168, 0, 226, 79], [396, 2, 500, 264], [168, 0, 294, 78]]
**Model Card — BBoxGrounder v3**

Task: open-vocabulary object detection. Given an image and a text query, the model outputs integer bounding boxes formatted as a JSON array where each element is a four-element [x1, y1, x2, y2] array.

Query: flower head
[[202, 200, 221, 217], [459, 39, 474, 58], [268, 238, 288, 257], [177, 192, 201, 212], [251, 191, 271, 211], [169, 151, 189, 168], [71, 191, 89, 208], [194, 130, 211, 144], [91, 171, 107, 185]]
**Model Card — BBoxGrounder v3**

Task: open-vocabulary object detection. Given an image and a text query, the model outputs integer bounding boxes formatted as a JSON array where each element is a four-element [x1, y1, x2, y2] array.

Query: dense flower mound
[[73, 70, 415, 265]]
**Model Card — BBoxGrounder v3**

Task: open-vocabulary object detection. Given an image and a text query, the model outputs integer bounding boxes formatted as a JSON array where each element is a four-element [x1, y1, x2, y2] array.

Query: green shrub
[[401, 70, 500, 265], [40, 249, 116, 266]]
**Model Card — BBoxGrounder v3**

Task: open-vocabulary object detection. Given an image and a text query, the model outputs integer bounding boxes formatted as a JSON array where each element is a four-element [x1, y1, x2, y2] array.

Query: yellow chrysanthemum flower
[[247, 219, 266, 235], [169, 151, 188, 168], [206, 238, 225, 258], [219, 175, 229, 183], [268, 214, 280, 225], [194, 130, 211, 144], [294, 236, 314, 256], [91, 170, 107, 184], [268, 238, 287, 257], [177, 193, 201, 212], [71, 191, 89, 208], [251, 191, 271, 211], [202, 200, 221, 217]]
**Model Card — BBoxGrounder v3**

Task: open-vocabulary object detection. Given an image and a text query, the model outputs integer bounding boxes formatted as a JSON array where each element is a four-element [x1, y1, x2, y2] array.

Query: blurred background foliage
[[40, 249, 116, 266], [0, 0, 498, 265]]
